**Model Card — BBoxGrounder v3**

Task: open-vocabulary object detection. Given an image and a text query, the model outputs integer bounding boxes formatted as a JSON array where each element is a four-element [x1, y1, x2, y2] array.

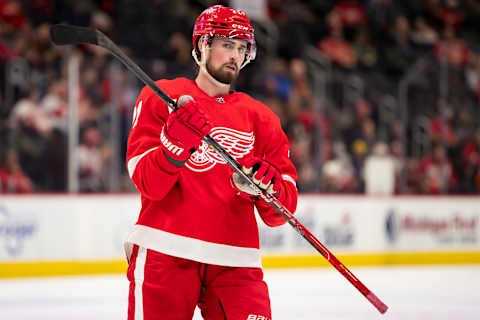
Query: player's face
[[206, 38, 247, 84]]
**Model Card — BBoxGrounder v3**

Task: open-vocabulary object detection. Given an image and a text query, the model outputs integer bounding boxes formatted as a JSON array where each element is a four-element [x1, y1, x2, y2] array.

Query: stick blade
[[50, 24, 98, 46]]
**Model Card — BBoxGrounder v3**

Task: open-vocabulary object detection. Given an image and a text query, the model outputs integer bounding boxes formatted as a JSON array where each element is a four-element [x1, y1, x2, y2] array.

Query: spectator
[[262, 58, 292, 103], [429, 115, 456, 147], [322, 141, 358, 192], [334, 0, 367, 28], [40, 79, 68, 132], [272, 1, 316, 59], [0, 35, 16, 62], [78, 126, 110, 192], [288, 58, 313, 117], [417, 143, 458, 194], [0, 0, 28, 30], [344, 101, 376, 154], [163, 32, 196, 79], [390, 139, 406, 192], [9, 88, 52, 188], [289, 123, 311, 167], [0, 149, 33, 193], [434, 24, 470, 68], [439, 0, 465, 29], [263, 96, 287, 129], [352, 28, 378, 70], [318, 10, 357, 69], [465, 51, 480, 99], [453, 108, 475, 143], [364, 142, 395, 194], [424, 0, 444, 28], [382, 15, 418, 78], [366, 0, 401, 46], [81, 65, 104, 106], [23, 0, 55, 25], [333, 0, 367, 42], [459, 128, 480, 193], [297, 161, 320, 192], [411, 16, 438, 49], [9, 88, 50, 136]]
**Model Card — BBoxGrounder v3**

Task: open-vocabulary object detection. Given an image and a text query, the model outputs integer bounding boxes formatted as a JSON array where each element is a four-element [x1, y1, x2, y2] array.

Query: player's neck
[[195, 71, 230, 97]]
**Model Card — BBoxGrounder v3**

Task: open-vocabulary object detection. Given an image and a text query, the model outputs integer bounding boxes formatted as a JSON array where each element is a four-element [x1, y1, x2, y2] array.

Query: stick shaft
[[283, 208, 388, 313], [52, 25, 388, 314]]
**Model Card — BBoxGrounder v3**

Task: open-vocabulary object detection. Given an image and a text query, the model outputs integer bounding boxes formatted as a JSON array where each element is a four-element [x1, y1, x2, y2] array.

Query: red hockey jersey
[[125, 78, 298, 267]]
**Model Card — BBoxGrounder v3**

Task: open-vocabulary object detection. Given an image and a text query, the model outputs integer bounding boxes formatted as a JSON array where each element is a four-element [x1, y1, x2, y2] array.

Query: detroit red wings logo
[[186, 127, 255, 172]]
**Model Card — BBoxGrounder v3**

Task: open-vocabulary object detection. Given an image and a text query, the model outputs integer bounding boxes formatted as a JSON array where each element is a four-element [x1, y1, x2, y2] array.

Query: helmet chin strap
[[192, 38, 230, 88]]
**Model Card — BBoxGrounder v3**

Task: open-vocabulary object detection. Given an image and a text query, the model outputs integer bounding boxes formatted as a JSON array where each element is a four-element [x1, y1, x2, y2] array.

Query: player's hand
[[232, 156, 282, 201], [161, 97, 212, 163]]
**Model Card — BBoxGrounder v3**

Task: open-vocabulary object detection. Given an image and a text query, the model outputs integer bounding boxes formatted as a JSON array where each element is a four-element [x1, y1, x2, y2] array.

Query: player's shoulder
[[140, 77, 193, 99], [236, 92, 279, 121], [156, 77, 193, 91]]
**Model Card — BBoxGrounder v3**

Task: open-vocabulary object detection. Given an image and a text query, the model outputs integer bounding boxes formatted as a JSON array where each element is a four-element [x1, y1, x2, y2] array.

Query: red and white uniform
[[125, 78, 297, 268]]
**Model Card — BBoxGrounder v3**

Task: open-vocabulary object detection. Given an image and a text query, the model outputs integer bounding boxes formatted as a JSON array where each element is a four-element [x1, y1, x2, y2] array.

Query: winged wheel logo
[[186, 127, 254, 172]]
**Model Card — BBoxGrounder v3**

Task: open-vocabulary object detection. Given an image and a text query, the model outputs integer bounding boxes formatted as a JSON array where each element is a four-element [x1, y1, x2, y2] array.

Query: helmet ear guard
[[191, 34, 210, 68], [242, 40, 256, 69], [192, 34, 209, 61]]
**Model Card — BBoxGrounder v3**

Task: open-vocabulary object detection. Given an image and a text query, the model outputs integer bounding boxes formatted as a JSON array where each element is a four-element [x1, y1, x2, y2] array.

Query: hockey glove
[[161, 97, 212, 166], [232, 156, 282, 201]]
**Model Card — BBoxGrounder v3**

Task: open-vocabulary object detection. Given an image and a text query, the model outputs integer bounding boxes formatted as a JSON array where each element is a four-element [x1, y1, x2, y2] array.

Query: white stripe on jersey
[[282, 174, 297, 189], [125, 224, 262, 268], [127, 147, 159, 178], [134, 246, 147, 320]]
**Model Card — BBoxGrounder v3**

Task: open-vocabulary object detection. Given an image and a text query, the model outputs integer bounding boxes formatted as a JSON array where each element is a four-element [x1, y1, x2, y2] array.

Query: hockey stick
[[50, 24, 388, 314]]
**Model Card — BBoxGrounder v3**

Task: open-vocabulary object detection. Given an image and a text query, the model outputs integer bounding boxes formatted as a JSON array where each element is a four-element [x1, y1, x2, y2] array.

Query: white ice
[[0, 265, 479, 319]]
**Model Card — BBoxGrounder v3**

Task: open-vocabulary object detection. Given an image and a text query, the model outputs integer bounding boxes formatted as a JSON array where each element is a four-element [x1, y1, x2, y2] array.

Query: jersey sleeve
[[126, 83, 182, 200], [254, 107, 298, 227]]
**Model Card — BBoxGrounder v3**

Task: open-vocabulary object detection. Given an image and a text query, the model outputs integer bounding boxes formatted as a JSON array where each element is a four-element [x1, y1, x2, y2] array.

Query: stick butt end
[[366, 292, 388, 314]]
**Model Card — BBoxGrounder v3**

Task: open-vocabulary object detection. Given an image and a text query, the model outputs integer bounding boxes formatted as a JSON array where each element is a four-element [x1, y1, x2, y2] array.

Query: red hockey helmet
[[192, 5, 256, 67]]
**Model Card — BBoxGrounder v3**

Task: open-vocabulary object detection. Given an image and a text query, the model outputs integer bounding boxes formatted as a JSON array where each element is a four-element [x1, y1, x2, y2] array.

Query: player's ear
[[198, 36, 208, 54]]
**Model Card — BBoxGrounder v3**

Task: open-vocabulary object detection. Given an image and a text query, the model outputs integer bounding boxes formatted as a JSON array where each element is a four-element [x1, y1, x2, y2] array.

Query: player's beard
[[206, 57, 239, 85]]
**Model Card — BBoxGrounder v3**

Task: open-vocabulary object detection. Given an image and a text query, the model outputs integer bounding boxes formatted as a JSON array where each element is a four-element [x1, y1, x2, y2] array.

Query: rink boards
[[1, 194, 479, 277]]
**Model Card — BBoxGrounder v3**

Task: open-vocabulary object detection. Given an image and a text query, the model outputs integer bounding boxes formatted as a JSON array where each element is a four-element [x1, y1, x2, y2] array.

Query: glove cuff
[[160, 127, 190, 161]]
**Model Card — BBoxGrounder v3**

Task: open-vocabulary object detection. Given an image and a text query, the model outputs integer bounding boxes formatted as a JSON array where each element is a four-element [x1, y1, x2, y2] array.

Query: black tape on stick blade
[[50, 24, 98, 46]]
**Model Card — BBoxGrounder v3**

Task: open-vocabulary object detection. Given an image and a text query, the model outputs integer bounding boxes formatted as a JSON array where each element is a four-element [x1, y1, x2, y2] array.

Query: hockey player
[[125, 5, 298, 320]]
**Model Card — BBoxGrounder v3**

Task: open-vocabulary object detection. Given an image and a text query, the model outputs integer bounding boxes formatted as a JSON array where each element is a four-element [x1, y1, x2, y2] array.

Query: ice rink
[[0, 265, 478, 320]]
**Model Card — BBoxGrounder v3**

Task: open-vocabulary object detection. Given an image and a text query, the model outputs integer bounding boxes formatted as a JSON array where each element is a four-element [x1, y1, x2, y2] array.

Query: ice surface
[[0, 265, 478, 319]]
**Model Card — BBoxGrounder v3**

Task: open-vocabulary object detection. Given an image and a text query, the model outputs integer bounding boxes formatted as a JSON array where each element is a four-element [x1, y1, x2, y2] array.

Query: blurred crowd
[[1, 0, 480, 194]]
